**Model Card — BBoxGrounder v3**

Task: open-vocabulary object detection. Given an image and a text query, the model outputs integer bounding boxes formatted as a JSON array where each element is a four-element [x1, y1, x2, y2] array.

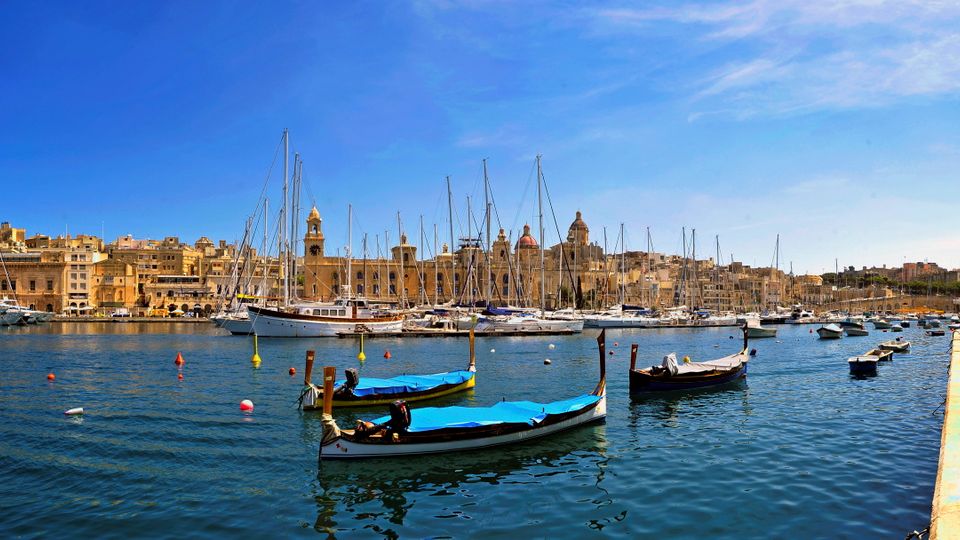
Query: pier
[[932, 331, 960, 539]]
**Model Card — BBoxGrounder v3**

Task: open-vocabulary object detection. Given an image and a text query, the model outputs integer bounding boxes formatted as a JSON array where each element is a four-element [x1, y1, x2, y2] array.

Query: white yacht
[[248, 298, 404, 337]]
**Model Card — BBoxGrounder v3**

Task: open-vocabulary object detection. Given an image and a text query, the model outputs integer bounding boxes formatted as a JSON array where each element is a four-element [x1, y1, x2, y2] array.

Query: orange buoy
[[240, 399, 254, 412], [289, 367, 296, 376], [614, 342, 619, 347], [47, 373, 55, 381], [175, 352, 184, 366], [384, 350, 392, 359], [177, 373, 184, 380]]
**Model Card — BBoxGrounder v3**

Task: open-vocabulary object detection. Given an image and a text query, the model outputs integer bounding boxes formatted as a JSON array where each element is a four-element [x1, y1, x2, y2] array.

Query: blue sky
[[2, 1, 959, 274]]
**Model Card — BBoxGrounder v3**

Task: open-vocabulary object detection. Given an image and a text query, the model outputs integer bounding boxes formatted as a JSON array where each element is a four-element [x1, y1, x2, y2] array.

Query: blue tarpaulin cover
[[369, 394, 601, 433], [337, 370, 474, 397]]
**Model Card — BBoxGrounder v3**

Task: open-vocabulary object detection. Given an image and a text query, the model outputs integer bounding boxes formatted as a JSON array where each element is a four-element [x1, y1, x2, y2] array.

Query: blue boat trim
[[336, 370, 475, 397], [368, 394, 602, 433]]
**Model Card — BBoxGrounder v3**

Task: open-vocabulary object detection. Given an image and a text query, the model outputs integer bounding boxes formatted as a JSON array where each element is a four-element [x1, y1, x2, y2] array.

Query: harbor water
[[0, 322, 948, 538]]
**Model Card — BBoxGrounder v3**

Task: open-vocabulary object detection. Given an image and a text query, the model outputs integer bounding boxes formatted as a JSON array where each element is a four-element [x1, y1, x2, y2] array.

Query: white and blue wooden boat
[[817, 324, 843, 339], [628, 327, 749, 394], [317, 332, 607, 459], [872, 319, 893, 330], [843, 326, 869, 337], [301, 330, 478, 409]]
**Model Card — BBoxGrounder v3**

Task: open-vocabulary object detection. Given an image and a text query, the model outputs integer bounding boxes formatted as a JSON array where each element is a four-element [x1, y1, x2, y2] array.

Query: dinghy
[[300, 330, 477, 409], [878, 339, 910, 353], [628, 327, 749, 394], [848, 355, 878, 376], [317, 332, 608, 460], [843, 326, 869, 337], [816, 324, 843, 339]]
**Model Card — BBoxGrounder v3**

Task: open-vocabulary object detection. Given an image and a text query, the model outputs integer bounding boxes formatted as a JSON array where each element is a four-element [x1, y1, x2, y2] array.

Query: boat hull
[[213, 317, 255, 335], [746, 326, 776, 338], [302, 375, 476, 409], [248, 306, 404, 337], [629, 362, 748, 393], [843, 328, 869, 337], [848, 358, 878, 375], [320, 396, 606, 459]]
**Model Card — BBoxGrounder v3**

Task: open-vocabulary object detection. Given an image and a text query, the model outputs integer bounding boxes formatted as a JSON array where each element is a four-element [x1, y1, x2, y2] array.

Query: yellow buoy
[[682, 355, 691, 363], [251, 334, 262, 367], [357, 333, 366, 362]]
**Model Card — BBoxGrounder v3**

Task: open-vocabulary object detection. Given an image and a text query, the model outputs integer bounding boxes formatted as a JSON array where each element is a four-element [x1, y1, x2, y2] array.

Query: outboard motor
[[343, 368, 360, 392], [389, 400, 411, 433]]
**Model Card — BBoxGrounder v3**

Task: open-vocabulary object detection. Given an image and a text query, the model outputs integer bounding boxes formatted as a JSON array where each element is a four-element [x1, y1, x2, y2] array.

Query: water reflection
[[313, 425, 607, 535], [629, 381, 751, 429]]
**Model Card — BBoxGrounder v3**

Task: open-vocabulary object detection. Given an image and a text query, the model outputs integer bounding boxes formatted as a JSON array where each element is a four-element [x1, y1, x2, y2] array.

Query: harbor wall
[[931, 331, 960, 539]]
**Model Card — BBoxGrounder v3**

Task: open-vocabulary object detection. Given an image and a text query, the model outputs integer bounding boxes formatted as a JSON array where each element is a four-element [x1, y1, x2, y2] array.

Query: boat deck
[[337, 329, 579, 338]]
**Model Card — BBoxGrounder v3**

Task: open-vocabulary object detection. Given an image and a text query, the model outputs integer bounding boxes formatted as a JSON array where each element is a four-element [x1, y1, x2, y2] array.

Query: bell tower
[[305, 206, 324, 260]]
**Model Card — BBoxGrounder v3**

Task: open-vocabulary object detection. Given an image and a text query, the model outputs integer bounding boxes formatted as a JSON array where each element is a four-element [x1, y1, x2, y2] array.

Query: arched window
[[389, 272, 396, 281], [357, 271, 364, 280], [502, 274, 509, 284], [403, 253, 409, 262], [436, 272, 444, 283], [500, 249, 506, 259]]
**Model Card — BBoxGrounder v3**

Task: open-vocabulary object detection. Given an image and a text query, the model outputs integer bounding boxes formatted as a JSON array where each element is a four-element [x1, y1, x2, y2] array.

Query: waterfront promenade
[[932, 330, 960, 539]]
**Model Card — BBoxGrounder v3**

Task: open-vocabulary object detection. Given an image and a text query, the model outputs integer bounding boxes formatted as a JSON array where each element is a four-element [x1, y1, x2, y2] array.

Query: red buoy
[[384, 350, 392, 359], [177, 373, 184, 380], [175, 352, 184, 366], [614, 342, 619, 347], [240, 399, 254, 412], [289, 367, 296, 376], [47, 373, 55, 381]]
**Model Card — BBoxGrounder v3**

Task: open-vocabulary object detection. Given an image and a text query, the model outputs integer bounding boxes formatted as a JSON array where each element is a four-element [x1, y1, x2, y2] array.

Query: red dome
[[516, 224, 538, 248]]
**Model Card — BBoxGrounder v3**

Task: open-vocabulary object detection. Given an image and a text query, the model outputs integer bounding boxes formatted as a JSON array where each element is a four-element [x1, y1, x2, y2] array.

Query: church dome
[[516, 224, 538, 248], [569, 211, 588, 232]]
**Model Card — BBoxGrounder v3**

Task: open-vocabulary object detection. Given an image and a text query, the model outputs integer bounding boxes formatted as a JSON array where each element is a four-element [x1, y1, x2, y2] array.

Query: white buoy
[[548, 343, 556, 350], [64, 407, 84, 416], [544, 359, 552, 365], [490, 348, 496, 353]]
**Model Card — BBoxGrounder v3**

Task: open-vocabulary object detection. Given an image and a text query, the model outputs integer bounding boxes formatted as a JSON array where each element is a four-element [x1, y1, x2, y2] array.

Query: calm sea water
[[0, 321, 948, 538]]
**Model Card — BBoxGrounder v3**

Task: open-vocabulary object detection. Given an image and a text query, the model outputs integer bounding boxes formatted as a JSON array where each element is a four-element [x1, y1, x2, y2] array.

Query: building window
[[403, 253, 409, 263], [71, 273, 77, 280], [389, 272, 396, 281], [46, 304, 53, 312], [389, 284, 396, 294], [357, 271, 364, 280], [373, 284, 380, 294], [502, 274, 509, 284], [47, 280, 53, 291], [357, 284, 364, 294], [29, 280, 36, 291]]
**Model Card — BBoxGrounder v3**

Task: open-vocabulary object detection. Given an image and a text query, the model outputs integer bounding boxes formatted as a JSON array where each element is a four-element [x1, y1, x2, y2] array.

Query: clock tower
[[304, 206, 324, 261]]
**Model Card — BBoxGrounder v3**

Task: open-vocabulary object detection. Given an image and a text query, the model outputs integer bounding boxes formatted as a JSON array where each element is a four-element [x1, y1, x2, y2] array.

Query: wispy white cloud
[[592, 1, 960, 118]]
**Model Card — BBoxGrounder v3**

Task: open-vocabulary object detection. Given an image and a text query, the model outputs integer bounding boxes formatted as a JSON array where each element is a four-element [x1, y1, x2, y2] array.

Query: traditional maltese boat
[[628, 327, 750, 394], [299, 330, 477, 409], [317, 332, 608, 460]]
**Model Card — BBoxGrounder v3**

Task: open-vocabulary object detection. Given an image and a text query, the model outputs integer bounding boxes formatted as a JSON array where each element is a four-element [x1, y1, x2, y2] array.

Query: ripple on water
[[0, 323, 947, 538]]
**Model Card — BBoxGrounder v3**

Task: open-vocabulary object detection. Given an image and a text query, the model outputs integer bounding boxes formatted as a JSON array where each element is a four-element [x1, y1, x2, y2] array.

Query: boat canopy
[[369, 394, 601, 433], [337, 371, 474, 397]]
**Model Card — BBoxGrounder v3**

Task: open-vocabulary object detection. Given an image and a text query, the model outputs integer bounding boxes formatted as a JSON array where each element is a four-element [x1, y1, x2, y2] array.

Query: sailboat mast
[[620, 223, 626, 304], [396, 212, 404, 306], [483, 159, 492, 305], [715, 235, 721, 313], [282, 128, 289, 307], [692, 228, 698, 309], [433, 223, 439, 306], [646, 226, 652, 307], [262, 198, 268, 302], [363, 233, 368, 299], [346, 204, 352, 299], [446, 176, 455, 303], [536, 155, 546, 315], [602, 226, 608, 308]]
